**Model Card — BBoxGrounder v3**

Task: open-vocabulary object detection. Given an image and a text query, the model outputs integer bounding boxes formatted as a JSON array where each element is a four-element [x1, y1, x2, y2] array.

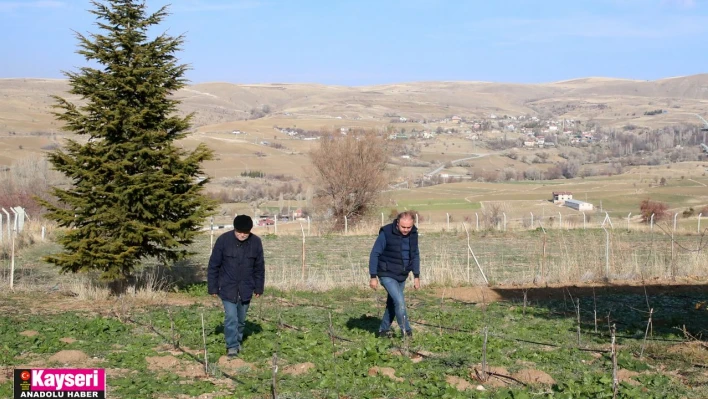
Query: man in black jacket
[[208, 215, 265, 357], [369, 211, 420, 338]]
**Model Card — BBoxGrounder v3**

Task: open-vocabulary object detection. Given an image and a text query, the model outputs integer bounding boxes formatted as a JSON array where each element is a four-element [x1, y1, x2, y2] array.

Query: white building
[[552, 191, 573, 204], [564, 199, 594, 211]]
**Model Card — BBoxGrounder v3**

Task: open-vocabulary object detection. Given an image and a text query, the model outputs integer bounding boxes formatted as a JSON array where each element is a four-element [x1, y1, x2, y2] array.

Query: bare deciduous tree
[[310, 130, 391, 230]]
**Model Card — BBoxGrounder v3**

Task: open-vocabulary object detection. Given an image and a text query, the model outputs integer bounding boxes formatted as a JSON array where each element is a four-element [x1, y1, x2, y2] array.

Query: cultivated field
[[2, 209, 708, 398], [1, 273, 706, 398]]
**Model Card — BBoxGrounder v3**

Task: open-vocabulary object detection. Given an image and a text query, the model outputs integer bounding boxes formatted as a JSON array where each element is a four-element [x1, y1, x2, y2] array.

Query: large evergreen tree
[[41, 0, 215, 282]]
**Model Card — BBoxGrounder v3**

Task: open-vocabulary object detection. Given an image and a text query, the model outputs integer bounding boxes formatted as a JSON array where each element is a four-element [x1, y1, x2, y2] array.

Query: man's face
[[235, 231, 251, 241], [397, 217, 414, 236]]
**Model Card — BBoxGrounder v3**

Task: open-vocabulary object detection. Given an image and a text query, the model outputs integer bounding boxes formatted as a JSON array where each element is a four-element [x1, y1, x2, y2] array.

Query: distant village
[[229, 113, 603, 151]]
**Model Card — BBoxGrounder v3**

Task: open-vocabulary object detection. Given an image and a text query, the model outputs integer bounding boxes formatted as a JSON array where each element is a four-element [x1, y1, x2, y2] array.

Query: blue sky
[[0, 0, 706, 85]]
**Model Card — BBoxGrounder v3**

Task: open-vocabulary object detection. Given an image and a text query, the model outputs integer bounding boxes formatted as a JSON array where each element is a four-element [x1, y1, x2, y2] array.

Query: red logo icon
[[20, 370, 30, 381]]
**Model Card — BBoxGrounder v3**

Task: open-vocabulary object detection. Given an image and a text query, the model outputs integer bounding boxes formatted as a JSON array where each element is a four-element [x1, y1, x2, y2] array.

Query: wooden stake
[[640, 308, 654, 359], [611, 324, 618, 399], [271, 352, 278, 399], [576, 298, 581, 347], [201, 312, 208, 375], [593, 287, 598, 334], [481, 326, 489, 382]]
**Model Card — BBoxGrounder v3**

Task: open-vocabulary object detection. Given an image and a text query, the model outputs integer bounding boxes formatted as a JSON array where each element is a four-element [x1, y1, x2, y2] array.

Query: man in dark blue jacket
[[208, 215, 265, 357], [369, 211, 420, 338]]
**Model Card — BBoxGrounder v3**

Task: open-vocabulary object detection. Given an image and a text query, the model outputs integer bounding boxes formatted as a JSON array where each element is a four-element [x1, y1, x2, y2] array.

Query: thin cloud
[[467, 14, 708, 43], [0, 1, 64, 12], [661, 0, 696, 8], [175, 0, 262, 12]]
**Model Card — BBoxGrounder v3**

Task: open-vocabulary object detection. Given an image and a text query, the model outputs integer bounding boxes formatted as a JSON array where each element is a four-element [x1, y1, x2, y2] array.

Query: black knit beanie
[[233, 215, 254, 233]]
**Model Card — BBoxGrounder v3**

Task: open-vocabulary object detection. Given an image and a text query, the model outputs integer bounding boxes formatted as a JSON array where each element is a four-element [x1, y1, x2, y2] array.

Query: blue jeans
[[222, 299, 250, 350], [379, 277, 412, 334]]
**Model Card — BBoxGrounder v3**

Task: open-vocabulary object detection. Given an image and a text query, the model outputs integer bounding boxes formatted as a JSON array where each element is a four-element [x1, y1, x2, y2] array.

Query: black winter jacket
[[207, 231, 265, 302]]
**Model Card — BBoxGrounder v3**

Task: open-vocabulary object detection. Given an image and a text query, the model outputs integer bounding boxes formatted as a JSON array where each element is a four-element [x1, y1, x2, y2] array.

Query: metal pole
[[299, 222, 306, 281], [381, 212, 384, 227], [650, 213, 654, 231], [627, 212, 632, 231], [475, 213, 479, 231], [530, 212, 534, 229], [503, 213, 507, 231], [602, 225, 610, 280], [462, 222, 471, 282], [10, 208, 17, 234], [209, 217, 214, 249], [344, 216, 348, 235], [699, 213, 703, 234], [673, 212, 678, 232], [582, 212, 586, 230], [274, 215, 278, 234], [446, 213, 450, 230], [10, 233, 15, 291]]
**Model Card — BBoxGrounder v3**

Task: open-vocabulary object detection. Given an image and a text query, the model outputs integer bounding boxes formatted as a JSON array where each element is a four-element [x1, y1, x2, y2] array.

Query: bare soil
[[512, 368, 556, 385], [282, 362, 315, 376], [48, 350, 89, 365], [368, 366, 404, 382], [446, 375, 475, 391]]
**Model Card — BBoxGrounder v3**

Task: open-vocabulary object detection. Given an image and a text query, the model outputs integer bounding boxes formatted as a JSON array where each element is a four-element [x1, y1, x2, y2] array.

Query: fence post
[[209, 217, 214, 249], [650, 213, 654, 231], [41, 226, 46, 241], [274, 215, 278, 234], [475, 213, 479, 231], [462, 222, 471, 282], [344, 216, 348, 235], [9, 233, 15, 291], [503, 213, 507, 231], [699, 213, 703, 234], [627, 212, 632, 231], [381, 212, 384, 227], [582, 212, 586, 230], [0, 213, 3, 243], [462, 222, 488, 285], [446, 213, 450, 230], [10, 208, 17, 234], [602, 225, 610, 280], [307, 216, 311, 236], [530, 212, 534, 229], [415, 213, 419, 226], [537, 220, 547, 284], [299, 223, 306, 281], [558, 212, 562, 230], [673, 212, 678, 232]]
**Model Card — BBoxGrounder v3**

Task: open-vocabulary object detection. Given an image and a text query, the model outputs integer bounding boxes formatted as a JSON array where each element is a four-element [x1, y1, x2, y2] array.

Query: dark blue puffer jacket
[[369, 221, 420, 282]]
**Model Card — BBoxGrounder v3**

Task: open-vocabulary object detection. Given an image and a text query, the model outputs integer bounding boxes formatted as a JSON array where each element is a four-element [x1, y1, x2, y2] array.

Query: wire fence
[[180, 220, 708, 290], [1, 214, 705, 292]]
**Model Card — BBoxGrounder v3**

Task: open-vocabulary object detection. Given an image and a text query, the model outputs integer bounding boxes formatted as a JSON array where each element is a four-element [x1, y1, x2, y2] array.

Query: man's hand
[[413, 277, 420, 290], [370, 277, 378, 290], [211, 294, 218, 298], [254, 293, 261, 298]]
